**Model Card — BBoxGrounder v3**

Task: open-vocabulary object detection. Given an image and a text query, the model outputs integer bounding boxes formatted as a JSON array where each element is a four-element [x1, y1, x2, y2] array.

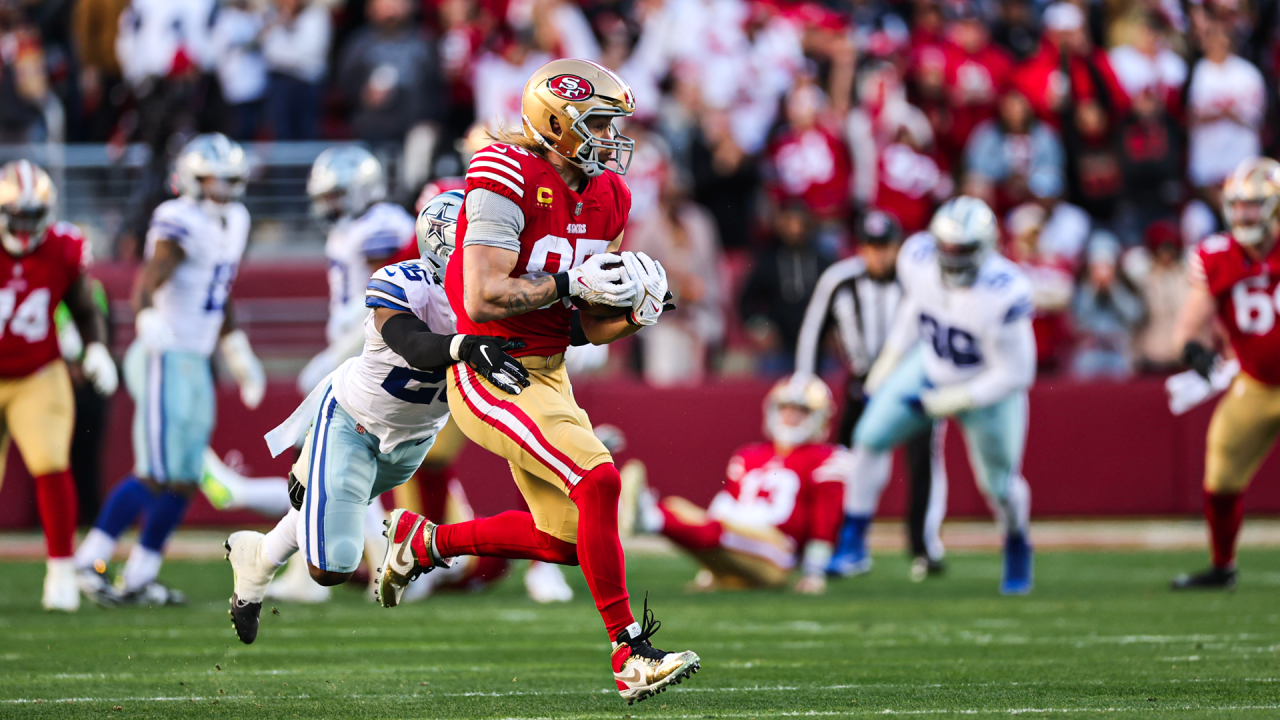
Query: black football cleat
[[1171, 566, 1237, 590], [229, 592, 262, 644]]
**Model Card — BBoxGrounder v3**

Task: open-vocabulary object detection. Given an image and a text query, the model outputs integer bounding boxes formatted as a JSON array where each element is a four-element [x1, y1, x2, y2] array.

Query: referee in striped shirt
[[795, 211, 947, 580]]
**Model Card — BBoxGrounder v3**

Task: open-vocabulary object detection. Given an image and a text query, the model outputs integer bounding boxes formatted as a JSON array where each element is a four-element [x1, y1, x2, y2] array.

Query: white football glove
[[1166, 358, 1240, 415], [82, 342, 119, 397], [864, 348, 902, 395], [220, 329, 266, 410], [620, 251, 668, 327], [134, 307, 174, 352], [566, 252, 635, 307], [920, 385, 974, 418]]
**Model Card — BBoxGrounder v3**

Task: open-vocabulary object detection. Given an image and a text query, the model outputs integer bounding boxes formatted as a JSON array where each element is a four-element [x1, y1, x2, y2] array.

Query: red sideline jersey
[[0, 222, 88, 377], [708, 442, 850, 548], [447, 142, 631, 357], [1192, 232, 1280, 386]]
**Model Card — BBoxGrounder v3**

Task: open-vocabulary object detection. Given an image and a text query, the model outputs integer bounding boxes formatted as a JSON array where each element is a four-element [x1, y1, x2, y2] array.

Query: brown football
[[569, 259, 630, 317]]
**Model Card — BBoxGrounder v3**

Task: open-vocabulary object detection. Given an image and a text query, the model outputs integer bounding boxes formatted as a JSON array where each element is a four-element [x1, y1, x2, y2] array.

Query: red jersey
[[763, 126, 851, 220], [0, 222, 89, 377], [1193, 233, 1280, 386], [448, 142, 631, 357], [707, 442, 849, 547]]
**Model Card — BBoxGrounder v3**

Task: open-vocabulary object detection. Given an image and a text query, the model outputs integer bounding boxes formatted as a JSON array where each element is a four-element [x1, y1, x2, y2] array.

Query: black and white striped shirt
[[795, 256, 902, 378]]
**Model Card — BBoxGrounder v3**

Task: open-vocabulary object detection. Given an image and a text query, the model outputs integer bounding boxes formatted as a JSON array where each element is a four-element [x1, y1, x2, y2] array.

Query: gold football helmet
[[521, 58, 637, 177], [764, 375, 834, 448], [1222, 157, 1280, 248], [0, 159, 57, 257]]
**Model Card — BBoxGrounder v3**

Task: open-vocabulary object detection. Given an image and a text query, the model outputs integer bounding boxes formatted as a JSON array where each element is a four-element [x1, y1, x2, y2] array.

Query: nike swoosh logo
[[395, 522, 419, 568], [480, 345, 493, 365], [616, 665, 647, 685]]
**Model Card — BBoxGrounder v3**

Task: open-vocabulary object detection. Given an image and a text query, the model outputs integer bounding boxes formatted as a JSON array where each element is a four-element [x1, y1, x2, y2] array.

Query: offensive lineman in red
[[377, 59, 699, 703], [0, 160, 117, 610], [619, 376, 850, 595], [1172, 157, 1280, 590]]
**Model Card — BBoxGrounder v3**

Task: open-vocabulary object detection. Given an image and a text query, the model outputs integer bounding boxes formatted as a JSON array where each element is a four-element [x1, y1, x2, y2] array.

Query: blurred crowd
[[1, 0, 1276, 383]]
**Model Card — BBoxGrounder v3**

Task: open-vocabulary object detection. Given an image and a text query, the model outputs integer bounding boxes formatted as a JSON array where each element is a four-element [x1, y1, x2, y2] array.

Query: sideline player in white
[[74, 134, 266, 605], [224, 191, 529, 643], [845, 197, 1037, 594]]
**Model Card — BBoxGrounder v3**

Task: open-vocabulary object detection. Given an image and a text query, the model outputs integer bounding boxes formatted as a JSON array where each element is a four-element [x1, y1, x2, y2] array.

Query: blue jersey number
[[388, 262, 429, 283], [919, 313, 983, 367], [381, 366, 446, 404], [204, 263, 238, 312]]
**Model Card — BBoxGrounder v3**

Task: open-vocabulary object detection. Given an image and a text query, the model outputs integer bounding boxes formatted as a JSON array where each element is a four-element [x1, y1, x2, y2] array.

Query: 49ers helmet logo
[[547, 74, 594, 101]]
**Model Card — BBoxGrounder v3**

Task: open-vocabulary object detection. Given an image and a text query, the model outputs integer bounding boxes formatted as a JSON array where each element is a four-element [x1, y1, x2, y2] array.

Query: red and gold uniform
[[445, 141, 630, 542], [657, 443, 849, 588], [1190, 232, 1280, 495], [0, 221, 88, 480]]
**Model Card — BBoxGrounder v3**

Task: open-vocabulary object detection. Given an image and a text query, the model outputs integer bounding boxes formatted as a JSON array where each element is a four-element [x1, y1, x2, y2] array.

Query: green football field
[[2, 548, 1279, 719]]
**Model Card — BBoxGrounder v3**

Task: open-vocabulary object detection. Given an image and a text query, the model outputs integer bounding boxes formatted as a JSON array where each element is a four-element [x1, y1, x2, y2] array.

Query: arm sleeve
[[380, 313, 457, 372], [569, 310, 589, 346], [463, 188, 524, 253], [961, 315, 1037, 407]]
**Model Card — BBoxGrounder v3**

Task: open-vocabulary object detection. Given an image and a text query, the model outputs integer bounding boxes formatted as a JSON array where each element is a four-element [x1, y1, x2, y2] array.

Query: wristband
[[449, 334, 466, 362], [553, 272, 570, 300]]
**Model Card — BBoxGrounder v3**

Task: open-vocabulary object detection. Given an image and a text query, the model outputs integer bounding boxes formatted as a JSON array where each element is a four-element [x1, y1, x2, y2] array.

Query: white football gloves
[[1166, 358, 1240, 415], [134, 307, 174, 352], [82, 342, 119, 397], [220, 329, 266, 410], [620, 251, 668, 327], [567, 252, 635, 307], [863, 348, 901, 395], [920, 385, 974, 418]]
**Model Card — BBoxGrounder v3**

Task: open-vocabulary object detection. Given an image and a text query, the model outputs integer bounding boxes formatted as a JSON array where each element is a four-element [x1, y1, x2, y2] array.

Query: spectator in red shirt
[[941, 2, 1013, 160], [1011, 2, 1129, 130], [763, 83, 852, 223]]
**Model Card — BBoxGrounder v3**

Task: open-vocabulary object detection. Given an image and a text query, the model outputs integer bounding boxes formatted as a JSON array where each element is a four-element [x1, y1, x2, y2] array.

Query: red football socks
[[568, 463, 635, 640], [433, 511, 578, 564], [1205, 491, 1244, 569], [659, 505, 722, 552], [34, 470, 78, 558]]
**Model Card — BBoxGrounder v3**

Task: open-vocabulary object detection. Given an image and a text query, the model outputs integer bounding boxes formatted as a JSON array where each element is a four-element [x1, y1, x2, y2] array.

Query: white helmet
[[0, 160, 57, 257], [416, 189, 464, 283], [173, 133, 248, 203], [929, 196, 998, 287], [764, 375, 834, 448], [307, 146, 387, 224]]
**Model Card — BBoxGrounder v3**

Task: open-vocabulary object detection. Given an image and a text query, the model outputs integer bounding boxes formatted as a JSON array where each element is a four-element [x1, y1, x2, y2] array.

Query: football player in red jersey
[[378, 58, 699, 704], [619, 376, 850, 595], [0, 160, 117, 611], [1172, 157, 1280, 590]]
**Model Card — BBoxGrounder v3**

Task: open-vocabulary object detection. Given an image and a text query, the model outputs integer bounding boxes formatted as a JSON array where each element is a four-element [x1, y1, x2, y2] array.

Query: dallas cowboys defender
[[846, 197, 1036, 594]]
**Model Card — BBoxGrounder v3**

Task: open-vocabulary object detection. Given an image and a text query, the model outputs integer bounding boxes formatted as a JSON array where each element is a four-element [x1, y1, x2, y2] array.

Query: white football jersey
[[330, 259, 455, 453], [145, 198, 250, 356], [897, 232, 1034, 388], [324, 203, 415, 344]]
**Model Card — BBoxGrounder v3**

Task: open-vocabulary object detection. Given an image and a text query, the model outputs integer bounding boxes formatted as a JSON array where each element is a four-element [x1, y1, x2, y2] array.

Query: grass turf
[[2, 548, 1279, 719]]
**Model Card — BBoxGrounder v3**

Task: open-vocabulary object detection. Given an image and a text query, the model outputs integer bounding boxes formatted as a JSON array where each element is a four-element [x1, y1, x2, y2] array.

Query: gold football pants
[[0, 360, 74, 486], [447, 356, 612, 544], [661, 496, 794, 589], [1205, 372, 1280, 494]]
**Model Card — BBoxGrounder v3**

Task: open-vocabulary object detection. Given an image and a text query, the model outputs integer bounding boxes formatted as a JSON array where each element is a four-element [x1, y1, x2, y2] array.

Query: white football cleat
[[43, 558, 80, 612], [524, 561, 573, 603], [77, 564, 123, 607], [225, 531, 280, 644], [376, 509, 448, 609], [265, 554, 331, 604], [612, 598, 700, 705]]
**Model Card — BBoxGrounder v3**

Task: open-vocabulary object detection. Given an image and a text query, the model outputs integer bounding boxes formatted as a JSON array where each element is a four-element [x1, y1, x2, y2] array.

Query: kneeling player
[[223, 191, 528, 643], [621, 376, 849, 594]]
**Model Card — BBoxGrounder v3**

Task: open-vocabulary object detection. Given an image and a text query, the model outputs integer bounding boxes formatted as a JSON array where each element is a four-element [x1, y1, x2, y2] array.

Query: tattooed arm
[[462, 244, 560, 322]]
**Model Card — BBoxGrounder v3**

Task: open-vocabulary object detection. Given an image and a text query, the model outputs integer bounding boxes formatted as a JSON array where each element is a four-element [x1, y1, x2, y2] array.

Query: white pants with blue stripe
[[123, 341, 215, 484], [853, 346, 1031, 534], [294, 383, 436, 573]]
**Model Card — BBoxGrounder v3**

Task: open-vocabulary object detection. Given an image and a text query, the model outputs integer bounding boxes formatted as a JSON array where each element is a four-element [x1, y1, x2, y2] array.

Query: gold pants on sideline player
[[0, 359, 74, 487], [1205, 372, 1280, 494], [661, 496, 794, 589], [447, 354, 612, 544]]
